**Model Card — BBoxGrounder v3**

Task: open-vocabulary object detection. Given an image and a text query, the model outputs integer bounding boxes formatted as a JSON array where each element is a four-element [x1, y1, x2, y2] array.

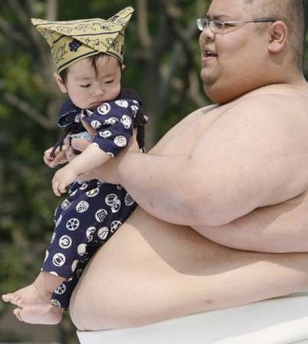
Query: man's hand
[[52, 165, 78, 196]]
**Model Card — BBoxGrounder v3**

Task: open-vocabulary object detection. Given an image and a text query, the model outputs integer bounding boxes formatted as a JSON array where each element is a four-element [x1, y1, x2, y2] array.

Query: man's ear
[[53, 72, 68, 93], [268, 20, 288, 53]]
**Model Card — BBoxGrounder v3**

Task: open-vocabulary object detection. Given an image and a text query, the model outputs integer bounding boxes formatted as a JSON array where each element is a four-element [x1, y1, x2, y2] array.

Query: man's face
[[199, 0, 269, 103]]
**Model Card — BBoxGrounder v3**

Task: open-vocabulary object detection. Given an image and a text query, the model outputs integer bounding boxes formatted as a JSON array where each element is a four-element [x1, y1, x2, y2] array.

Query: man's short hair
[[244, 0, 306, 69]]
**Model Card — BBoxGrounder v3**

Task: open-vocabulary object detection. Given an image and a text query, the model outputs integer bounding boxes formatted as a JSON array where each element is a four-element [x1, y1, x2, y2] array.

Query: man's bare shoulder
[[213, 89, 308, 135], [230, 85, 308, 120], [151, 104, 218, 153], [176, 104, 218, 123]]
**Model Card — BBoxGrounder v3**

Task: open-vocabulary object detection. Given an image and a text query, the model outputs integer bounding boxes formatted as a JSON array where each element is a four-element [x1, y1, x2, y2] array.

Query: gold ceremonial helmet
[[31, 6, 134, 72]]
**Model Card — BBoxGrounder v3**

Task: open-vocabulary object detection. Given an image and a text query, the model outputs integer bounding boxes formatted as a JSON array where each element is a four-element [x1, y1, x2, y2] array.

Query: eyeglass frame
[[196, 17, 278, 34]]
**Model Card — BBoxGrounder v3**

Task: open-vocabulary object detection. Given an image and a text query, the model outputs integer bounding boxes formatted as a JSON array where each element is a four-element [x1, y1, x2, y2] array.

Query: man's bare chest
[[157, 110, 222, 155]]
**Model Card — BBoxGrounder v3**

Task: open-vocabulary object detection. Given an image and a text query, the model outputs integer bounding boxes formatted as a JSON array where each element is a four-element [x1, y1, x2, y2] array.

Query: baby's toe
[[13, 308, 23, 322]]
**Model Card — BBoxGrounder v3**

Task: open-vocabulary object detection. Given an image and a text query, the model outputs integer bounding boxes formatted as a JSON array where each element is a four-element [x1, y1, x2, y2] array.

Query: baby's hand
[[52, 166, 77, 196], [44, 147, 68, 168], [43, 147, 56, 167]]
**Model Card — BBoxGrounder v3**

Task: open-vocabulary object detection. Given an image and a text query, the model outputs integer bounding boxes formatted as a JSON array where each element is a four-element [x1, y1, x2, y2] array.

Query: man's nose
[[200, 26, 215, 41]]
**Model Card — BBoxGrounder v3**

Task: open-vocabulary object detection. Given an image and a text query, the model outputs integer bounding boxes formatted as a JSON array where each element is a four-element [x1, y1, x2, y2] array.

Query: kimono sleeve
[[82, 98, 141, 157]]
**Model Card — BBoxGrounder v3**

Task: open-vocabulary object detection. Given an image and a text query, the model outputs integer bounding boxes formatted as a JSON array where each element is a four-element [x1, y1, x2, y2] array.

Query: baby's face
[[63, 55, 122, 109]]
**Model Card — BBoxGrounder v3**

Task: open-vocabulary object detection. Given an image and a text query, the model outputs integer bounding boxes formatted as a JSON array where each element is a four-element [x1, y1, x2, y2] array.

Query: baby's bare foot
[[2, 293, 23, 306], [2, 284, 49, 307], [13, 304, 63, 325]]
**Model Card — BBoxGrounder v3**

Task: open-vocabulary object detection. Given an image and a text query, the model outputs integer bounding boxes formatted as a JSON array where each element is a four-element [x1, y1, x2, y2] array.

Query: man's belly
[[70, 206, 308, 330]]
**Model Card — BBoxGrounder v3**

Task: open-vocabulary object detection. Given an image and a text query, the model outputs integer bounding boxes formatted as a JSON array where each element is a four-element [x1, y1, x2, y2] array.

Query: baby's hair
[[59, 53, 120, 82]]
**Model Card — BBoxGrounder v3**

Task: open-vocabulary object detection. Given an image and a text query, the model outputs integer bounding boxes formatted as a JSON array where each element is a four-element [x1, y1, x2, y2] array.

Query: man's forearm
[[193, 193, 308, 253], [117, 152, 205, 225]]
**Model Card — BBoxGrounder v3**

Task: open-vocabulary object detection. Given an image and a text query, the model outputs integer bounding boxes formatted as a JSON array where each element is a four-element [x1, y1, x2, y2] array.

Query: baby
[[2, 7, 147, 325]]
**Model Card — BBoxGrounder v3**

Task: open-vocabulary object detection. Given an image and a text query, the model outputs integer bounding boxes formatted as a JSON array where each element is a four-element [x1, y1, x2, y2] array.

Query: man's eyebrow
[[205, 14, 231, 20]]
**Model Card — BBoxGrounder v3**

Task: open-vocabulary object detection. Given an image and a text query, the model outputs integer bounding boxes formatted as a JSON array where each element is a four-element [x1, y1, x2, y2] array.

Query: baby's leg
[[42, 181, 136, 304], [2, 271, 65, 325], [2, 188, 82, 324], [2, 271, 64, 306], [50, 260, 86, 310], [2, 188, 80, 308]]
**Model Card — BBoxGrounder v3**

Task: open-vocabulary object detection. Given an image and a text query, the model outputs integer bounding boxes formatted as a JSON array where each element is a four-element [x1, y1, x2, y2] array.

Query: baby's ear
[[121, 64, 126, 71], [54, 72, 68, 93]]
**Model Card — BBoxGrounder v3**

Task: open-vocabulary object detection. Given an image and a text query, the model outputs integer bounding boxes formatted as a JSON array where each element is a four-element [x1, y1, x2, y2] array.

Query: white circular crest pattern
[[61, 199, 72, 210], [99, 130, 112, 138], [59, 235, 72, 249], [76, 200, 89, 213], [125, 193, 134, 206], [110, 220, 122, 233], [86, 188, 100, 197], [131, 105, 139, 115], [66, 218, 80, 231], [77, 243, 87, 256], [104, 117, 118, 125], [71, 259, 79, 272], [52, 253, 66, 267], [86, 226, 96, 241], [98, 227, 109, 240], [115, 100, 129, 108], [114, 135, 127, 147], [121, 115, 132, 129], [95, 209, 108, 222], [54, 283, 67, 295], [97, 103, 111, 115], [91, 120, 102, 129], [79, 183, 88, 191]]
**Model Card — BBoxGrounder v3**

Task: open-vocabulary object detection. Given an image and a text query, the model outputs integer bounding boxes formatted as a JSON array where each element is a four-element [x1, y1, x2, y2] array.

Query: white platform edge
[[213, 317, 308, 344], [77, 292, 308, 344]]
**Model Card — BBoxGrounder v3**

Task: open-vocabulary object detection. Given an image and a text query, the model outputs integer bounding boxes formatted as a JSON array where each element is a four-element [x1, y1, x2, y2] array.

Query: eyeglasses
[[196, 17, 278, 34]]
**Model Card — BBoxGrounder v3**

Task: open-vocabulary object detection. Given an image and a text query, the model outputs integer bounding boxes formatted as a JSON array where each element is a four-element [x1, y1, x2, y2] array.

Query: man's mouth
[[204, 50, 217, 58]]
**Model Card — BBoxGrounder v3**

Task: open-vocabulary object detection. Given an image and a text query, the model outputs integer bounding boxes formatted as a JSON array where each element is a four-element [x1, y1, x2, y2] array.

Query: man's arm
[[194, 190, 308, 253], [117, 97, 308, 227]]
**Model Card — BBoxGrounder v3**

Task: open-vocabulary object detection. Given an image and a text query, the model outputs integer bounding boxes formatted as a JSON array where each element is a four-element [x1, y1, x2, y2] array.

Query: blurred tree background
[[0, 0, 307, 343]]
